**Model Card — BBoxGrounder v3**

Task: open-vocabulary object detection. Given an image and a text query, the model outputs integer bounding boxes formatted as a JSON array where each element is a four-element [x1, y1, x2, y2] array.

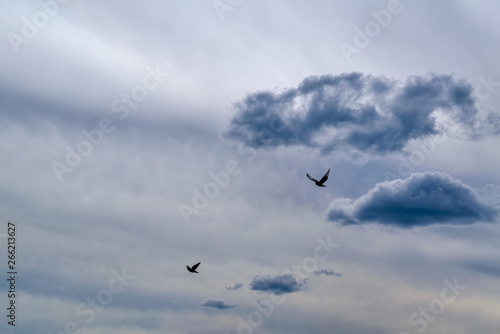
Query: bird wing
[[319, 169, 330, 184], [306, 173, 317, 182], [192, 262, 201, 270]]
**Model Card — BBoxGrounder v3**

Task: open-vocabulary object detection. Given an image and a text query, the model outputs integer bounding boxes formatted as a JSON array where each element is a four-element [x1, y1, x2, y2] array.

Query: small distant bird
[[307, 169, 330, 187], [187, 262, 201, 273]]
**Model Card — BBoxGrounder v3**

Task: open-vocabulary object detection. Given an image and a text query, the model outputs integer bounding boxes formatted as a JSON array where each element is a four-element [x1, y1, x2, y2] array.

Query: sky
[[1, 1, 500, 333]]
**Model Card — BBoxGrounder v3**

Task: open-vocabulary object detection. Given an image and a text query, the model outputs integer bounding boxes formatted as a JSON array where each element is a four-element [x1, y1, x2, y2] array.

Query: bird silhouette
[[307, 169, 330, 187], [187, 262, 201, 273]]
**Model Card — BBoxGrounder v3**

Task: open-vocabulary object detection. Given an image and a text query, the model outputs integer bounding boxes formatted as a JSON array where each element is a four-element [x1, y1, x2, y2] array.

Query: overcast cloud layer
[[1, 1, 500, 334]]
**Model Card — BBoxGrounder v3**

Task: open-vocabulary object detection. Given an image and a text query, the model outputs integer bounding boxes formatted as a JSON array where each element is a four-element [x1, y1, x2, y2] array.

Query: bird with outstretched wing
[[187, 262, 201, 273], [307, 169, 330, 187]]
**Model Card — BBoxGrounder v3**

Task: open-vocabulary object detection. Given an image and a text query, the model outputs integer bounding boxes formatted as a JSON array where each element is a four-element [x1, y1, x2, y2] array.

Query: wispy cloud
[[224, 73, 497, 155], [249, 274, 307, 295], [199, 298, 236, 309], [327, 172, 498, 227], [226, 282, 243, 291], [314, 269, 342, 277]]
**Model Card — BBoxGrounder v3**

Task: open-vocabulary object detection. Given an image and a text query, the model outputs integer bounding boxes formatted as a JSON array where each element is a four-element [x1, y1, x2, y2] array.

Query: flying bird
[[307, 169, 330, 187], [187, 262, 201, 273]]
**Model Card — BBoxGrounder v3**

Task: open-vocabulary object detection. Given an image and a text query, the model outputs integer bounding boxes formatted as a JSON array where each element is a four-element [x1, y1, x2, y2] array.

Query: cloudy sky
[[1, 1, 500, 333]]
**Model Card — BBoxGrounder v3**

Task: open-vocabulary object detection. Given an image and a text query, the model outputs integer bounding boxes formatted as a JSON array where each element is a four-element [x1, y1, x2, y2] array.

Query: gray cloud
[[249, 274, 307, 295], [225, 282, 243, 291], [327, 172, 497, 227], [199, 298, 236, 309], [224, 73, 495, 155], [464, 260, 500, 277], [314, 269, 342, 277]]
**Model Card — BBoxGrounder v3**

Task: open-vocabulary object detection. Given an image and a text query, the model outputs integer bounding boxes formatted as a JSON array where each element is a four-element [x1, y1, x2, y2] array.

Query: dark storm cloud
[[314, 269, 342, 277], [199, 298, 236, 309], [327, 172, 497, 227], [224, 73, 494, 154], [249, 274, 307, 295]]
